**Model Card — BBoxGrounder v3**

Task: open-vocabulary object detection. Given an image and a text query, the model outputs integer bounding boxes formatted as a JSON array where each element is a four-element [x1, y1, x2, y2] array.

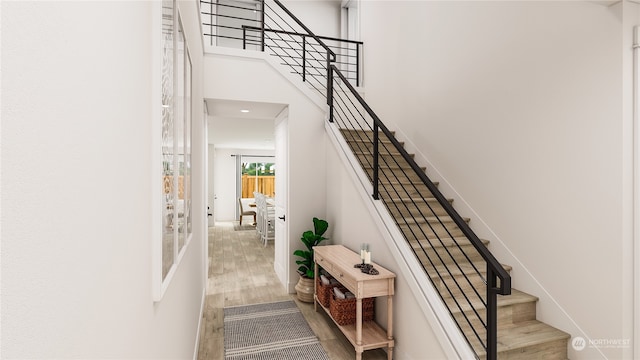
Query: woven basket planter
[[329, 290, 375, 326], [295, 276, 315, 303]]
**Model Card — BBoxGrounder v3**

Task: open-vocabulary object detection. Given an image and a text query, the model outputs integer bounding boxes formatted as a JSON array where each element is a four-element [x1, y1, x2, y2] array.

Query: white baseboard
[[193, 287, 206, 360]]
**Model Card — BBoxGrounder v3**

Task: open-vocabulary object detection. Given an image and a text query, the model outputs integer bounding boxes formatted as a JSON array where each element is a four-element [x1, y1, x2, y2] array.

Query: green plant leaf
[[313, 217, 329, 236], [297, 265, 307, 274], [294, 217, 330, 279], [306, 268, 314, 278]]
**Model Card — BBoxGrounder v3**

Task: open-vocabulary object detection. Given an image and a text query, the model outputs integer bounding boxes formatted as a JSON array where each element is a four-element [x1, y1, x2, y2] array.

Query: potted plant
[[294, 217, 329, 302]]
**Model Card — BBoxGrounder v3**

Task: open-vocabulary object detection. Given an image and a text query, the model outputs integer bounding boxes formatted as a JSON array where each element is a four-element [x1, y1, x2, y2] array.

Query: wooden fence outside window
[[242, 174, 275, 198]]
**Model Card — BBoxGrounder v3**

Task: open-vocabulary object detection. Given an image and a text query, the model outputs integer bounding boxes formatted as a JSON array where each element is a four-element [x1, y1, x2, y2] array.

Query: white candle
[[364, 251, 371, 265], [360, 249, 365, 261]]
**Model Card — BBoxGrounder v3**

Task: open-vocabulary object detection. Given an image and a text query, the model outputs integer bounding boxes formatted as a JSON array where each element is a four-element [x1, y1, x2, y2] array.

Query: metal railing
[[200, 0, 362, 92], [242, 26, 363, 88], [200, 0, 264, 47], [201, 0, 511, 358]]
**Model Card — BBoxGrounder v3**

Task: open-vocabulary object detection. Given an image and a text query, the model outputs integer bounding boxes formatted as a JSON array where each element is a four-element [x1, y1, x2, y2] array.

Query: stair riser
[[480, 338, 568, 360], [399, 221, 465, 239], [452, 301, 537, 334], [412, 242, 486, 265]]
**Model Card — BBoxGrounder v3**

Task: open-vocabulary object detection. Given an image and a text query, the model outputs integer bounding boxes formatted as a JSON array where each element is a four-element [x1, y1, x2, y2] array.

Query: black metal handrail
[[242, 26, 362, 87]]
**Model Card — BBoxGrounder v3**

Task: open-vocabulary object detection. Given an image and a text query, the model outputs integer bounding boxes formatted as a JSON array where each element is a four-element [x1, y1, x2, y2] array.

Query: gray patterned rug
[[223, 300, 330, 360]]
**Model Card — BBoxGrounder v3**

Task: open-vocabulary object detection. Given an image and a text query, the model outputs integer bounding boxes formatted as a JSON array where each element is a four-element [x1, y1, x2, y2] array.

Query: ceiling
[[205, 98, 287, 150]]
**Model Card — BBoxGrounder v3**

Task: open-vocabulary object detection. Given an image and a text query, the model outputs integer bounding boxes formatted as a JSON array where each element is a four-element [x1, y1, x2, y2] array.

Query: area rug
[[223, 300, 330, 360]]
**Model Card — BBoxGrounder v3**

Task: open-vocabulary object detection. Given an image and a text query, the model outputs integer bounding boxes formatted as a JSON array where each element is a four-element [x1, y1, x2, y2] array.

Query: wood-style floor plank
[[197, 222, 387, 360]]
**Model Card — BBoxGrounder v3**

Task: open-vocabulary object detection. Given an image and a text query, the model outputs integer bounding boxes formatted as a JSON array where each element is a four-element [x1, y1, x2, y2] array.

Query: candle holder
[[354, 243, 378, 274]]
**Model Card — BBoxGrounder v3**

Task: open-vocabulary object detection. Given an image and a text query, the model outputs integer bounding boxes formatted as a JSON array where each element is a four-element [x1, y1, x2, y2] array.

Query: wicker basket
[[316, 276, 334, 308], [329, 289, 375, 326]]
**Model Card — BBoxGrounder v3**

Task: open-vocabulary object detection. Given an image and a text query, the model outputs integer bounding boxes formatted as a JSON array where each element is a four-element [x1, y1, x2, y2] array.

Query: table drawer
[[315, 252, 333, 273], [334, 271, 357, 295]]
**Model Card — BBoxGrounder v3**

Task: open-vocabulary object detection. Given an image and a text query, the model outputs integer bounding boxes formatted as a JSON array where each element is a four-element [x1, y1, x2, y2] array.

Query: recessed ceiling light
[[240, 109, 250, 113]]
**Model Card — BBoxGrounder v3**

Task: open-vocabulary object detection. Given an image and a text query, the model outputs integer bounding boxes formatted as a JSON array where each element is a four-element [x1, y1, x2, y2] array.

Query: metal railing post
[[242, 26, 246, 50], [302, 35, 306, 82], [373, 121, 379, 200], [486, 265, 497, 360], [328, 64, 334, 123], [260, 0, 265, 51], [356, 43, 360, 87]]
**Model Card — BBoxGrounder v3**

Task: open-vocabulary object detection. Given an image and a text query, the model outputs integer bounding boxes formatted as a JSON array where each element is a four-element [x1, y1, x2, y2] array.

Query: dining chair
[[238, 198, 256, 226]]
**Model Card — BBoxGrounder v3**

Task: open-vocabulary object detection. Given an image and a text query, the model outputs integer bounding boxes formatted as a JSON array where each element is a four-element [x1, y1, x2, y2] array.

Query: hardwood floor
[[197, 222, 387, 360]]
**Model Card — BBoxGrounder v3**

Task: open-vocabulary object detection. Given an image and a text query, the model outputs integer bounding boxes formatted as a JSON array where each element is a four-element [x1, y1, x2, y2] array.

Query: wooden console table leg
[[388, 293, 394, 359], [356, 298, 363, 345], [314, 261, 318, 312], [387, 295, 393, 340]]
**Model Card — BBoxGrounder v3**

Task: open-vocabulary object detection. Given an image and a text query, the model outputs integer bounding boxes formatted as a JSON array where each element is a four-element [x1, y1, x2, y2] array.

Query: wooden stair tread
[[470, 320, 571, 357], [424, 261, 512, 278], [340, 129, 395, 135], [384, 196, 450, 203], [377, 179, 438, 185], [444, 288, 538, 313], [398, 215, 471, 224], [409, 236, 489, 249], [343, 137, 399, 144], [362, 163, 425, 170], [352, 150, 404, 156]]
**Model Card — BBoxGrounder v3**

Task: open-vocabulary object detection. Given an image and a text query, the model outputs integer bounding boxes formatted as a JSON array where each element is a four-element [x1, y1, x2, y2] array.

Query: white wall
[[1, 0, 206, 358], [280, 0, 342, 38], [359, 1, 633, 359], [204, 48, 327, 292]]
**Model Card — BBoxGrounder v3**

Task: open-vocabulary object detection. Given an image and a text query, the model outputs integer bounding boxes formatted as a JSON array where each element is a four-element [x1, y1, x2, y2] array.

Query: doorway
[[206, 98, 290, 289]]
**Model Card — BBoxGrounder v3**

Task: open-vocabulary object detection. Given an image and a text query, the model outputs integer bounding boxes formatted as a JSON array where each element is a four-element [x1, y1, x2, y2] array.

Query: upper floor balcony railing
[[200, 0, 363, 95]]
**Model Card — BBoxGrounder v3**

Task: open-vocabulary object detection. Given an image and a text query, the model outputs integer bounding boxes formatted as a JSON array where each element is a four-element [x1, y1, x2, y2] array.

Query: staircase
[[202, 0, 572, 357], [341, 129, 570, 359]]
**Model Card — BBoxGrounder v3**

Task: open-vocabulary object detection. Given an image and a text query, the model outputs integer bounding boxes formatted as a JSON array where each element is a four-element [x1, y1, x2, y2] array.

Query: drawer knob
[[339, 273, 344, 277]]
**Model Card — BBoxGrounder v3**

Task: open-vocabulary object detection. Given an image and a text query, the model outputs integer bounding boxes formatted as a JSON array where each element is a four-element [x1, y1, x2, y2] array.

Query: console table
[[313, 245, 395, 360]]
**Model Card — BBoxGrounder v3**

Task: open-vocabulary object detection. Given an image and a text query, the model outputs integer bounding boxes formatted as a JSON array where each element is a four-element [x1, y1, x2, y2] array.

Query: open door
[[274, 108, 289, 289]]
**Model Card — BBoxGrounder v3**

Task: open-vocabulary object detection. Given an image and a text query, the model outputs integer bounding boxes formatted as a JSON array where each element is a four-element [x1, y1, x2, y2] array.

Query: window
[[241, 161, 275, 198], [156, 0, 192, 301]]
